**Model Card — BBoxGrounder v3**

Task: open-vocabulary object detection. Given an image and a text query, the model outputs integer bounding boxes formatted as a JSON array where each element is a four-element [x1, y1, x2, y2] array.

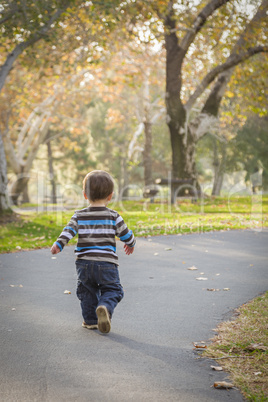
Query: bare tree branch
[[233, 0, 268, 51], [164, 0, 231, 106], [0, 1, 19, 25], [180, 0, 230, 54], [25, 114, 52, 172], [0, 11, 17, 25], [0, 5, 69, 93], [200, 0, 268, 115], [185, 45, 268, 112]]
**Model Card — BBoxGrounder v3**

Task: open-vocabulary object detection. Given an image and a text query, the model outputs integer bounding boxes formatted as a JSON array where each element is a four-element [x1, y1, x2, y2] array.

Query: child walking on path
[[51, 170, 135, 334]]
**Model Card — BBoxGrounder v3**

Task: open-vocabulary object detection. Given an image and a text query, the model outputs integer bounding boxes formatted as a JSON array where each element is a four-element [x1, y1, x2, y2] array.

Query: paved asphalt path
[[1, 230, 267, 402]]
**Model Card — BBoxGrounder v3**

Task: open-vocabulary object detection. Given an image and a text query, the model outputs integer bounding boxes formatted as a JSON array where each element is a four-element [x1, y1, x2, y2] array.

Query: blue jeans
[[75, 259, 124, 325]]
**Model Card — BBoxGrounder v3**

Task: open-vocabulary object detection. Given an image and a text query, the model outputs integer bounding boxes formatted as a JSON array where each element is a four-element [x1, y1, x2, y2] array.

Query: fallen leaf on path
[[193, 342, 207, 349], [9, 284, 23, 288], [214, 381, 234, 389], [165, 247, 172, 251], [187, 266, 198, 270], [64, 290, 71, 294], [196, 277, 208, 281], [211, 366, 223, 371]]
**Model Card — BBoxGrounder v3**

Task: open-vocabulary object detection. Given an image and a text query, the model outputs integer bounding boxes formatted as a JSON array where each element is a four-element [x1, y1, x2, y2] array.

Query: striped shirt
[[54, 206, 135, 265]]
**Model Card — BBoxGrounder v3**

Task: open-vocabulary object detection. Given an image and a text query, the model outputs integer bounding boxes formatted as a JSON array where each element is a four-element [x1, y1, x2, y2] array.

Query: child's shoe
[[82, 322, 98, 330], [96, 305, 111, 334]]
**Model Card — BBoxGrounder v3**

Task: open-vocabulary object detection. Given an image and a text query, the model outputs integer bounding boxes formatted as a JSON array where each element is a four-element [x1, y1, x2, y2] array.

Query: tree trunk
[[142, 69, 154, 186], [0, 132, 9, 212], [119, 157, 129, 200], [165, 18, 198, 185], [47, 138, 57, 204], [212, 140, 227, 196], [202, 69, 234, 116], [143, 121, 153, 186], [10, 172, 30, 205], [6, 111, 51, 205], [163, 0, 267, 203], [22, 182, 30, 203]]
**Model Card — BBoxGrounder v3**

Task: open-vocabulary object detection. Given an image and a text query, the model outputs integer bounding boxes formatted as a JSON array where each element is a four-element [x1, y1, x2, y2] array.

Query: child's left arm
[[124, 244, 135, 255], [51, 243, 61, 254]]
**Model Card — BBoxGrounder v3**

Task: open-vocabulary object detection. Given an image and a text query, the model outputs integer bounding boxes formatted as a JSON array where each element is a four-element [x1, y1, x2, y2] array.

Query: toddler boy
[[51, 170, 135, 333]]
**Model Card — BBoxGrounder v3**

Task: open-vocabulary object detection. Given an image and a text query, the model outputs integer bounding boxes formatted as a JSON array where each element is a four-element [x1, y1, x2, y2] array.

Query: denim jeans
[[75, 259, 124, 325]]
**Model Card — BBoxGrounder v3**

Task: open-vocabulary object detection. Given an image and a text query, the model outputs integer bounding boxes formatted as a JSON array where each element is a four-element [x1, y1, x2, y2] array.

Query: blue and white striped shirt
[[55, 206, 135, 265]]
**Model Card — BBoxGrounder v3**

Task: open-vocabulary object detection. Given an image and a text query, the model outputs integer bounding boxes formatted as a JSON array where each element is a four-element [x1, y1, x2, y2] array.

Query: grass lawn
[[204, 292, 268, 401], [0, 195, 267, 253]]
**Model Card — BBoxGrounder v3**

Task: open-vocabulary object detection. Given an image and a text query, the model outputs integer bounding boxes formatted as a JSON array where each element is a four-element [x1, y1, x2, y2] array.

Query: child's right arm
[[51, 213, 78, 254], [115, 213, 136, 254]]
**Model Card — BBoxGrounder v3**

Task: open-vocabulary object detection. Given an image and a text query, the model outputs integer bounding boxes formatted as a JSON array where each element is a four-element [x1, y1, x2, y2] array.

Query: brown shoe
[[96, 305, 111, 334], [82, 322, 98, 330]]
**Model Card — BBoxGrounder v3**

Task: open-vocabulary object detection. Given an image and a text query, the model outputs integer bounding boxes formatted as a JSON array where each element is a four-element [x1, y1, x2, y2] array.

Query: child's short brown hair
[[83, 170, 114, 202]]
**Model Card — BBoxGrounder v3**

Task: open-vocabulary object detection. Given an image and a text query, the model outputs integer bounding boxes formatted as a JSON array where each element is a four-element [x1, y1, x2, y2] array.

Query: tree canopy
[[0, 0, 267, 209]]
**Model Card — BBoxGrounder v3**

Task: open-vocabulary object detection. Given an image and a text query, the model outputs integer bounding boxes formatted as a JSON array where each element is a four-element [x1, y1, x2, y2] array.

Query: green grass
[[204, 292, 268, 401], [0, 195, 267, 253]]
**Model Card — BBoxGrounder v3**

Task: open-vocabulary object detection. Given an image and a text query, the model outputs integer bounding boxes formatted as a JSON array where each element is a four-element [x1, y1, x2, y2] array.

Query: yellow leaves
[[70, 127, 83, 136], [106, 108, 124, 127], [73, 145, 80, 153], [62, 138, 82, 152], [225, 91, 234, 98]]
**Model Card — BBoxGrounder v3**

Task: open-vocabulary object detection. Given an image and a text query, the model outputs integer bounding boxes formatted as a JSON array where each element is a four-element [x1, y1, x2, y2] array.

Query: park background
[[0, 0, 267, 214], [0, 2, 267, 400]]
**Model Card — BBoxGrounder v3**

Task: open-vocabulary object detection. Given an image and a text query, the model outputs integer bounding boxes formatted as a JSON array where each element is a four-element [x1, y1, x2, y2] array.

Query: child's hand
[[124, 244, 134, 255], [51, 243, 60, 254]]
